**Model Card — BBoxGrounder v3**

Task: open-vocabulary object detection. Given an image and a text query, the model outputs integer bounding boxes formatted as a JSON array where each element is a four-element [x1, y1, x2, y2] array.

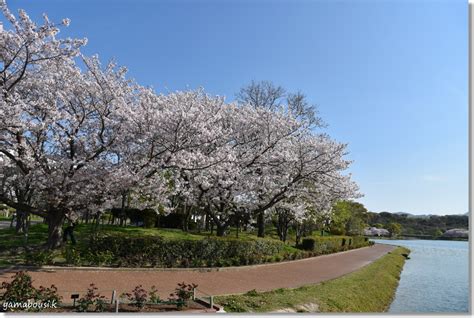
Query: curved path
[[0, 244, 395, 299]]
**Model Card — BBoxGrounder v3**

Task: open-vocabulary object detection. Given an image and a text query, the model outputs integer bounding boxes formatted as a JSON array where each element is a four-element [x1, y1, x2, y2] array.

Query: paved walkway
[[0, 244, 395, 299]]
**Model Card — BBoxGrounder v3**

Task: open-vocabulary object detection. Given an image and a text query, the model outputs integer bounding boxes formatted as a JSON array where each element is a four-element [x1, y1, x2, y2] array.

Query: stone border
[[0, 244, 379, 273]]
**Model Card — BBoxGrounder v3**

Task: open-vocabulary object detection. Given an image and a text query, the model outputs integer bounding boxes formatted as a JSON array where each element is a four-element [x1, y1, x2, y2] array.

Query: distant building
[[364, 227, 390, 237], [441, 228, 468, 238]]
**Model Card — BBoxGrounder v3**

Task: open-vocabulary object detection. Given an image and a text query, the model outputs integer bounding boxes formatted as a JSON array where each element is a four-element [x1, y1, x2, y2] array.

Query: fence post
[[115, 298, 119, 313], [111, 290, 116, 304], [192, 288, 196, 301], [210, 295, 214, 309]]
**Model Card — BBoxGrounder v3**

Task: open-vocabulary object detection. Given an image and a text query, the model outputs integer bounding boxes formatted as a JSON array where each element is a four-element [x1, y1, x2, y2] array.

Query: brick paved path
[[0, 244, 395, 300]]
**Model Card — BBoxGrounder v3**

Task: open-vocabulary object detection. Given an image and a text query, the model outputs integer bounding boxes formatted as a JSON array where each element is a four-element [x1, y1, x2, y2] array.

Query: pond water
[[374, 239, 469, 313]]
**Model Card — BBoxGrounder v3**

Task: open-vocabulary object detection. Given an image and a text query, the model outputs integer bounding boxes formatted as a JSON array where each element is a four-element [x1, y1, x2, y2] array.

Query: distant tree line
[[367, 212, 468, 237], [325, 201, 468, 238]]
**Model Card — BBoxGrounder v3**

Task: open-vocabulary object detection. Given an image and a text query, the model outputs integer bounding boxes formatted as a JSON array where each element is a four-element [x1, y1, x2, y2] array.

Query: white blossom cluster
[[0, 1, 361, 243]]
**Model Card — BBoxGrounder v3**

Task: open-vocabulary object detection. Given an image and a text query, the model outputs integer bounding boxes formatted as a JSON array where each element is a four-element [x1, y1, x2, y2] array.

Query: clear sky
[[3, 0, 468, 215]]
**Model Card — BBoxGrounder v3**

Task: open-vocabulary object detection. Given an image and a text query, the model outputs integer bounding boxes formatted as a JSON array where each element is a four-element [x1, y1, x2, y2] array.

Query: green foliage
[[1, 223, 373, 269], [330, 201, 368, 236], [149, 285, 161, 304], [122, 285, 148, 309], [0, 271, 61, 312], [63, 246, 82, 265], [244, 289, 259, 296], [35, 285, 61, 305], [76, 283, 108, 312], [367, 212, 468, 236], [61, 245, 115, 267], [84, 250, 115, 266], [433, 228, 444, 238], [24, 250, 54, 266], [301, 238, 316, 251], [300, 236, 371, 254], [142, 209, 158, 228], [387, 222, 402, 237], [0, 271, 38, 304], [170, 282, 198, 302], [85, 234, 287, 267]]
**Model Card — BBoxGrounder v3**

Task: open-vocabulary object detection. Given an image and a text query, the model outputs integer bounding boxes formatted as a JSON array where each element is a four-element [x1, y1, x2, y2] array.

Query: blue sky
[[3, 0, 468, 215]]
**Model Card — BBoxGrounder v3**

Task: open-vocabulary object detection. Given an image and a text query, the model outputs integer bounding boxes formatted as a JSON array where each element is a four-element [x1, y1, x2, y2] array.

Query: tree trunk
[[276, 211, 290, 242], [94, 213, 103, 232], [15, 211, 27, 234], [120, 192, 127, 226], [205, 212, 210, 231], [24, 214, 31, 244], [46, 211, 65, 249], [236, 218, 240, 238], [181, 205, 191, 232], [216, 225, 226, 237], [85, 211, 90, 224], [15, 210, 30, 234], [295, 223, 303, 246], [257, 210, 265, 238]]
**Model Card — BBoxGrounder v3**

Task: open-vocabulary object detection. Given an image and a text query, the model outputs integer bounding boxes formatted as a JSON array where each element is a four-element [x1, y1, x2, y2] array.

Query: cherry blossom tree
[[234, 80, 329, 237], [0, 1, 87, 236], [0, 1, 362, 248], [0, 1, 151, 247]]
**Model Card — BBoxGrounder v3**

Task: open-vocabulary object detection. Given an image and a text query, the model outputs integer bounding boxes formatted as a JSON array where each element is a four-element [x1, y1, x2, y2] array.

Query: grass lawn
[[215, 246, 410, 313]]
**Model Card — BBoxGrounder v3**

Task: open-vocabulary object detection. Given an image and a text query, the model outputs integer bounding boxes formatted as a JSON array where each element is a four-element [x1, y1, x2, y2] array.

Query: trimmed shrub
[[299, 235, 371, 255], [301, 238, 316, 251], [84, 234, 286, 268]]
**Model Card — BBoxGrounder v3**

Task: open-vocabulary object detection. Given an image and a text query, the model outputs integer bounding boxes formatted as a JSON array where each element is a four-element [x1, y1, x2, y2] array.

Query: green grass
[[0, 222, 312, 249], [215, 246, 410, 313]]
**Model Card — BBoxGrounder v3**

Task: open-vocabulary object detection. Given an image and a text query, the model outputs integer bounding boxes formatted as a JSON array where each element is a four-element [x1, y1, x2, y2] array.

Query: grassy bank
[[215, 246, 410, 313]]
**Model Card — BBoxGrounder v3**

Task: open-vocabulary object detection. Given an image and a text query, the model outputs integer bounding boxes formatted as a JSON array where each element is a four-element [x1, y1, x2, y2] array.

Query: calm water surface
[[374, 239, 469, 313]]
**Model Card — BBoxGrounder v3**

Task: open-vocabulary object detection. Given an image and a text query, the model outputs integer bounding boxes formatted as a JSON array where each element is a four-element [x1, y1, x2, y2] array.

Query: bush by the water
[[300, 235, 372, 254], [84, 234, 288, 267]]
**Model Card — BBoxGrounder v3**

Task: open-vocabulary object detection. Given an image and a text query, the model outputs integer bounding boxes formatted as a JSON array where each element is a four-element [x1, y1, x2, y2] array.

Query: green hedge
[[300, 236, 372, 254], [82, 234, 288, 267]]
